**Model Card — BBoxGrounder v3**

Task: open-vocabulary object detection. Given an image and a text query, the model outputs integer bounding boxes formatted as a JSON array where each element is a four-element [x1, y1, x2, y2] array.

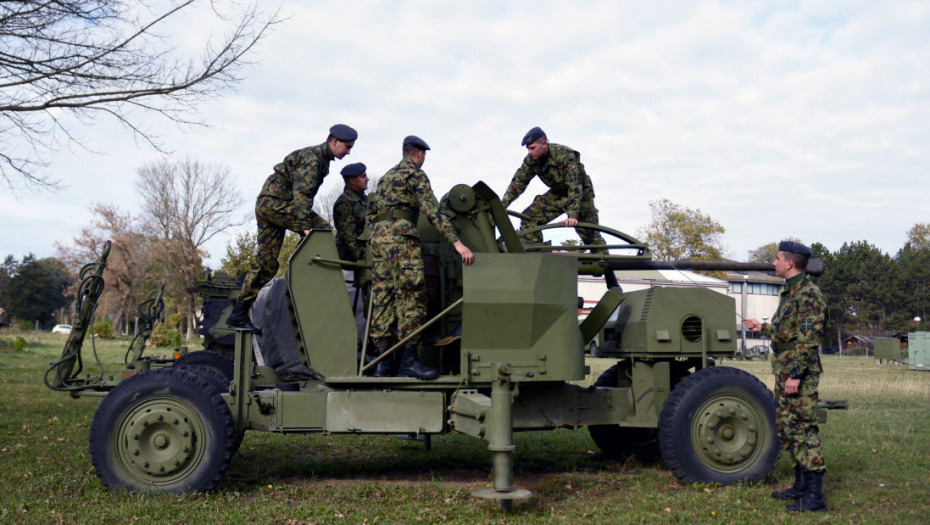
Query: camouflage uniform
[[762, 272, 827, 473], [333, 186, 368, 263], [501, 143, 607, 253], [367, 157, 461, 348], [238, 143, 334, 303]]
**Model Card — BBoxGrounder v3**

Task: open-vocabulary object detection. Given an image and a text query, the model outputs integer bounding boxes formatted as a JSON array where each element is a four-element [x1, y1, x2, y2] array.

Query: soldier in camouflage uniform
[[333, 162, 370, 340], [501, 127, 619, 290], [227, 124, 358, 334], [744, 241, 828, 512], [333, 162, 369, 264], [366, 135, 474, 379]]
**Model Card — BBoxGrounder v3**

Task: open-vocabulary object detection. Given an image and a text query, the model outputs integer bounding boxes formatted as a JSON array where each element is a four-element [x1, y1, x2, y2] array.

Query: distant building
[[725, 272, 784, 350]]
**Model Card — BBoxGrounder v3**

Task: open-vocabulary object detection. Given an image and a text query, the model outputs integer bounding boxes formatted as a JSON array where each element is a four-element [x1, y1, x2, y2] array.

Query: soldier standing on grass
[[744, 241, 828, 513], [365, 135, 474, 379], [500, 126, 619, 290], [227, 124, 358, 334]]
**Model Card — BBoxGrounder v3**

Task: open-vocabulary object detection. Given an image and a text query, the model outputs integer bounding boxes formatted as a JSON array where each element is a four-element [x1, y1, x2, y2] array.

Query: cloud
[[4, 0, 929, 267]]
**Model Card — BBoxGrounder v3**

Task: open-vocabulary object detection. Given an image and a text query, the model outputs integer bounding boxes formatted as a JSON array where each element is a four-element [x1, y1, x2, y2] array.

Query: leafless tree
[[313, 175, 380, 227], [56, 203, 154, 333], [136, 157, 246, 337], [313, 183, 345, 227], [0, 0, 281, 191]]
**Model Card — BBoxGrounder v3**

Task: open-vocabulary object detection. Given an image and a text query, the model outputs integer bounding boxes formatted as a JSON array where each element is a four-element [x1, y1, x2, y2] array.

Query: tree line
[[812, 231, 930, 346], [4, 188, 928, 350], [635, 200, 930, 346]]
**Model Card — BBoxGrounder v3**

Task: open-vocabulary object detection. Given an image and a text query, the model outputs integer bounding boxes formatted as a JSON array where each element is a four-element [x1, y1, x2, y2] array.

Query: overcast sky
[[2, 0, 928, 268]]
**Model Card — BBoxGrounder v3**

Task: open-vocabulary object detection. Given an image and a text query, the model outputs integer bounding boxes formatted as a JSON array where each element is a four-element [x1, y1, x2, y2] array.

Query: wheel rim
[[690, 391, 769, 473], [112, 396, 207, 487]]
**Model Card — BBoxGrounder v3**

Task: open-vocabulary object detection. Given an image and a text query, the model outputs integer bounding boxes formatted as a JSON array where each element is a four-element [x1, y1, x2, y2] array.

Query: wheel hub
[[118, 401, 198, 478], [694, 398, 759, 467]]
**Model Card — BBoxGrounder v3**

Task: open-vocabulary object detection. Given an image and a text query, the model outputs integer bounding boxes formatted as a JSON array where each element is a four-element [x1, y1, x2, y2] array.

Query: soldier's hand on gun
[[453, 241, 474, 265], [743, 318, 761, 331], [564, 217, 578, 227]]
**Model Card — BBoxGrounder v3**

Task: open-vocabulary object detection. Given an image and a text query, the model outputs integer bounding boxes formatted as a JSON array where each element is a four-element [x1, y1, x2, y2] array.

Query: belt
[[372, 209, 416, 223]]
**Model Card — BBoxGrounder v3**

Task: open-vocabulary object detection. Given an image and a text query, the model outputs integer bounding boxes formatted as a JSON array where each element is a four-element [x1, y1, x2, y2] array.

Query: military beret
[[340, 162, 366, 177], [329, 124, 358, 142], [779, 240, 811, 257], [521, 126, 547, 146], [403, 135, 430, 151]]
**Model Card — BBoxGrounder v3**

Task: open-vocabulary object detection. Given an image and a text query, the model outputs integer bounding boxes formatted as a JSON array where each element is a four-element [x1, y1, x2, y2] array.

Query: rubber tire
[[587, 364, 659, 462], [658, 366, 779, 485], [89, 368, 237, 493], [173, 364, 230, 394], [173, 364, 245, 452], [587, 362, 692, 463], [173, 350, 234, 382]]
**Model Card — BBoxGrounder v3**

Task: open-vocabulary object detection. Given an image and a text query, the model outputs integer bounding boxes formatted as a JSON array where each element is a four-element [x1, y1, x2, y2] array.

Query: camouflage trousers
[[518, 189, 608, 254], [774, 372, 826, 473], [368, 233, 426, 348], [239, 196, 330, 303]]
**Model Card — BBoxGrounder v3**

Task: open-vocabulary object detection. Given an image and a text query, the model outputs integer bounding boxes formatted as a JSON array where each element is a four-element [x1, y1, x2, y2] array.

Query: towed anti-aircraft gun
[[48, 181, 840, 509]]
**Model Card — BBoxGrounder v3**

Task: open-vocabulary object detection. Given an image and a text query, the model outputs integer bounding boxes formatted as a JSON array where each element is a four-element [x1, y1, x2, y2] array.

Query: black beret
[[340, 162, 366, 177], [329, 124, 358, 142], [403, 135, 430, 151], [521, 126, 546, 146], [779, 241, 811, 257]]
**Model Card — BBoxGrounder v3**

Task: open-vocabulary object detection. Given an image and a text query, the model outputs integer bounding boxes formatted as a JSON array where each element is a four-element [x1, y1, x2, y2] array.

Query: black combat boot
[[368, 346, 394, 377], [396, 345, 438, 380], [604, 270, 620, 290], [771, 464, 806, 500], [787, 471, 828, 512], [225, 300, 262, 335]]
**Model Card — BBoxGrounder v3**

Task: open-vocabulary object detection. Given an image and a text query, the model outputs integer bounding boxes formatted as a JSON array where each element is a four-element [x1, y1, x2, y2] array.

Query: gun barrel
[[604, 258, 823, 276]]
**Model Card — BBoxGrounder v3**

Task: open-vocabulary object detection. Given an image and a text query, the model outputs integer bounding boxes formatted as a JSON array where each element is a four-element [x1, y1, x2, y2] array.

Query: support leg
[[471, 365, 531, 510]]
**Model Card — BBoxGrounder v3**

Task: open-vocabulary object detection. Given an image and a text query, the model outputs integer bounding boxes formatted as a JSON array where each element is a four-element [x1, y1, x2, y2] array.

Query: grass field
[[1, 331, 928, 524]]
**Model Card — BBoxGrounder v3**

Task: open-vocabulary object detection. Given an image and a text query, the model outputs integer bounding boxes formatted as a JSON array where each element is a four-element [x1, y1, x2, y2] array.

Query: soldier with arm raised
[[366, 135, 473, 379], [744, 241, 828, 513]]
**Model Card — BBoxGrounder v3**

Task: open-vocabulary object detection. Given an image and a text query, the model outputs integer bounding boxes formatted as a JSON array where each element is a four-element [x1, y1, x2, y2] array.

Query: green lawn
[[1, 331, 927, 524]]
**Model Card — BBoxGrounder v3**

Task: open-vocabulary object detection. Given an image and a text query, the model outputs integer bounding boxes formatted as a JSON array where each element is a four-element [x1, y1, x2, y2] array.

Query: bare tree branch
[[136, 157, 246, 337], [0, 0, 283, 191]]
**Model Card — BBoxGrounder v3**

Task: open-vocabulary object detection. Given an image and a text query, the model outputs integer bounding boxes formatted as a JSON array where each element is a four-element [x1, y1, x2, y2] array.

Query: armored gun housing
[[47, 181, 829, 507]]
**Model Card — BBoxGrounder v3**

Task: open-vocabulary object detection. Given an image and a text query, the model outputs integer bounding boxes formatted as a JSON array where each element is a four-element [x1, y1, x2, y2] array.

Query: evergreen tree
[[5, 255, 72, 328]]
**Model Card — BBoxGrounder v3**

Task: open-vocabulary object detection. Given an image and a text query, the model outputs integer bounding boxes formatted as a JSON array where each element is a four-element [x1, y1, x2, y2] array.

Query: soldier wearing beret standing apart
[[227, 124, 358, 334], [501, 127, 619, 290], [744, 241, 828, 513], [366, 136, 474, 379]]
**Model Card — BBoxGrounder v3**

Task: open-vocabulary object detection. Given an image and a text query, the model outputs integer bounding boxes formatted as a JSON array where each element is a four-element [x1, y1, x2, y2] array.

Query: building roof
[[725, 271, 783, 284], [580, 269, 727, 288]]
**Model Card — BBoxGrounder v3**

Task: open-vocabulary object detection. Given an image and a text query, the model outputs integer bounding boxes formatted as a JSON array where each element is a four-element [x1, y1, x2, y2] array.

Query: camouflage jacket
[[367, 157, 459, 244], [762, 273, 826, 378], [258, 142, 335, 229], [333, 187, 368, 262], [501, 143, 593, 218]]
